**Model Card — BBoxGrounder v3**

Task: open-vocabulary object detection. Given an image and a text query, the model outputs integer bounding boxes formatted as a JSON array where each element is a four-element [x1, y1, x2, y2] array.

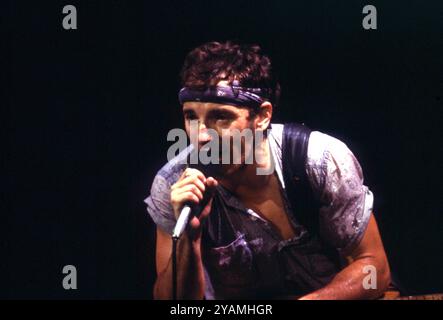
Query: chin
[[219, 163, 246, 177]]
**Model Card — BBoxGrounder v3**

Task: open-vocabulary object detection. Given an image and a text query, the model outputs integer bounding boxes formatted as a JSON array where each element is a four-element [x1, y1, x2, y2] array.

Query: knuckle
[[186, 193, 196, 202]]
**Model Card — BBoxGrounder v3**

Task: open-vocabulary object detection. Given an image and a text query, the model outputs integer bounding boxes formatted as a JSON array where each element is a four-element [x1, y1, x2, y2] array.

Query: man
[[145, 41, 390, 299]]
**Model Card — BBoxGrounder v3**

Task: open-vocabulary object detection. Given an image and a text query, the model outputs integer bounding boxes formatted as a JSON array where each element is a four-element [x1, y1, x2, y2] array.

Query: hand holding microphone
[[170, 168, 218, 240]]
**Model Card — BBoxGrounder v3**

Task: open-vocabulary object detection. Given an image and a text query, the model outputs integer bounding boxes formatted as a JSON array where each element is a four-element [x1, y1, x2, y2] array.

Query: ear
[[255, 101, 273, 131]]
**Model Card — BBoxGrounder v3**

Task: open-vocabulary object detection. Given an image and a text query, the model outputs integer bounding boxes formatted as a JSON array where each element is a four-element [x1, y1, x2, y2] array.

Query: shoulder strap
[[281, 123, 319, 233]]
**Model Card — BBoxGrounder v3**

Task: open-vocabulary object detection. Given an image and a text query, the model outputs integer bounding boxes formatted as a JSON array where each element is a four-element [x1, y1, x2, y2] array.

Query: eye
[[183, 111, 197, 120], [211, 110, 236, 121]]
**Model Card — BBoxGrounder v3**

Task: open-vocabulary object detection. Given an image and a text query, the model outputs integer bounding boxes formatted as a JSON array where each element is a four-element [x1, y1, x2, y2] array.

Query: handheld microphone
[[171, 147, 221, 240], [170, 145, 221, 300], [172, 204, 192, 240]]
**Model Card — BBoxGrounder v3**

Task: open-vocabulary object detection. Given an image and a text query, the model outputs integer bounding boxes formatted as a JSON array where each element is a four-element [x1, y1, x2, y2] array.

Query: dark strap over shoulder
[[281, 123, 319, 233]]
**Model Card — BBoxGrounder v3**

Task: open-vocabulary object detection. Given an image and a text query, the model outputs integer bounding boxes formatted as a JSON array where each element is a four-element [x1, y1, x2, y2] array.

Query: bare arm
[[299, 214, 391, 300], [153, 228, 206, 299], [152, 168, 218, 300]]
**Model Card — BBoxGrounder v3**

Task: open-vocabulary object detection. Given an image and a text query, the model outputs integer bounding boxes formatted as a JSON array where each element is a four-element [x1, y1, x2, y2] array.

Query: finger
[[171, 175, 206, 192], [173, 176, 206, 193], [205, 177, 218, 189], [188, 216, 201, 230], [181, 191, 200, 205], [179, 168, 206, 183], [174, 184, 204, 201], [171, 191, 200, 207], [204, 177, 218, 197]]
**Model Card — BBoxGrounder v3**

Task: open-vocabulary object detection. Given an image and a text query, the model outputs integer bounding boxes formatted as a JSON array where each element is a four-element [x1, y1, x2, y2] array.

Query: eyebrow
[[207, 108, 237, 117]]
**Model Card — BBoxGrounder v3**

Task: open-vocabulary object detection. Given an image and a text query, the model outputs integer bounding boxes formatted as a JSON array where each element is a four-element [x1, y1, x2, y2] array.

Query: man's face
[[182, 101, 256, 177]]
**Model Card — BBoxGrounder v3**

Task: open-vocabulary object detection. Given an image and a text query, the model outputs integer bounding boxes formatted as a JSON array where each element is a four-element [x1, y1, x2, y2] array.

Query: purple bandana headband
[[178, 81, 270, 109]]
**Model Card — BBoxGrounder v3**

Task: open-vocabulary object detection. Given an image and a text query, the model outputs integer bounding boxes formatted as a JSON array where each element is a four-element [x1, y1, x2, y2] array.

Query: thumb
[[198, 177, 218, 220], [199, 197, 214, 221]]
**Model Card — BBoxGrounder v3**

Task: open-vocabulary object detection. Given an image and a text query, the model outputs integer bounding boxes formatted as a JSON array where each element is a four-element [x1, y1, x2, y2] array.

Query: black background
[[2, 0, 442, 299]]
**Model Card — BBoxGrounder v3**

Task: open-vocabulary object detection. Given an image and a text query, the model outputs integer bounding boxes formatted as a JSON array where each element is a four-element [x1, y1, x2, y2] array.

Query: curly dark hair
[[180, 41, 281, 110]]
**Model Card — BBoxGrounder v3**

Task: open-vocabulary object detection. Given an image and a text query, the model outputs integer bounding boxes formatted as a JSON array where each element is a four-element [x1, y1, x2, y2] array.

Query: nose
[[197, 122, 212, 145], [188, 119, 212, 148]]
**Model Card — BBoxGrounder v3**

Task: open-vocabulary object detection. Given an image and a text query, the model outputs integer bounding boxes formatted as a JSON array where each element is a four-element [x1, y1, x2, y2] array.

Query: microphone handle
[[172, 205, 192, 240]]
